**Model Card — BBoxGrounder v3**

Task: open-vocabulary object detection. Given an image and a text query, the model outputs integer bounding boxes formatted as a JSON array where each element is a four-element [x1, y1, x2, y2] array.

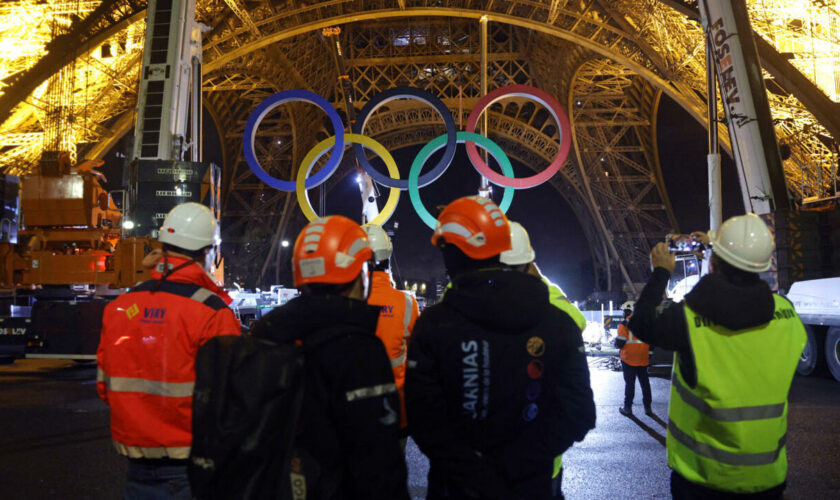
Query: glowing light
[[122, 220, 135, 230], [281, 240, 290, 248]]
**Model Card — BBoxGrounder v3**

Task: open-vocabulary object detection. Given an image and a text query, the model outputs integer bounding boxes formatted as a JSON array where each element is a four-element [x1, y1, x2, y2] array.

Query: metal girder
[[570, 58, 677, 290]]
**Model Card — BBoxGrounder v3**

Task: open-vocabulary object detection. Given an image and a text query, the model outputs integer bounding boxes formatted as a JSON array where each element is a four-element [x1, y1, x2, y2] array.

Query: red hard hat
[[430, 196, 511, 259], [293, 216, 373, 287]]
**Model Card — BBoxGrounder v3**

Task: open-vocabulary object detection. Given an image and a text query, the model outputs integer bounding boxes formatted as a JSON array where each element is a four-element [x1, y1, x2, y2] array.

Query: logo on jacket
[[125, 304, 139, 320], [526, 336, 545, 357], [461, 340, 491, 420], [140, 307, 167, 324], [522, 403, 539, 422], [527, 359, 544, 380]]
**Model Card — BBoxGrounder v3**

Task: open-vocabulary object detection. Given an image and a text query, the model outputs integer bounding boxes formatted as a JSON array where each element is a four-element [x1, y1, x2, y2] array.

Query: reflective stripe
[[438, 222, 473, 239], [390, 349, 407, 368], [346, 238, 369, 257], [113, 441, 190, 459], [672, 375, 785, 422], [626, 340, 644, 344], [190, 287, 214, 305], [97, 368, 105, 383], [668, 421, 786, 466], [388, 293, 413, 369], [104, 375, 195, 397], [345, 383, 397, 402]]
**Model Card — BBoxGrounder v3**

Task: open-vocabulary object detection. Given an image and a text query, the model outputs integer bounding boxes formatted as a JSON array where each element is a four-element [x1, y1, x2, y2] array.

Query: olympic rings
[[409, 132, 516, 229], [353, 86, 457, 190], [244, 89, 345, 192], [243, 85, 572, 226], [465, 84, 572, 189], [296, 133, 401, 226]]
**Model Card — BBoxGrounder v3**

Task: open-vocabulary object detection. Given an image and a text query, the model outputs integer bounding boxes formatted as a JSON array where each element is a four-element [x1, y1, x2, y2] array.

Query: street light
[[281, 240, 290, 248]]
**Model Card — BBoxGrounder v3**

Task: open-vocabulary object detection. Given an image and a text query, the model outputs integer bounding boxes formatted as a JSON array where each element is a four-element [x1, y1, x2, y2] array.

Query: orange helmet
[[293, 216, 373, 287], [430, 196, 511, 260]]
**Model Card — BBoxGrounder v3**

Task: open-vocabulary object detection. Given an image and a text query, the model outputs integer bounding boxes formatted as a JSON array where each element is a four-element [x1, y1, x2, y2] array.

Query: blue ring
[[353, 86, 457, 190], [243, 90, 344, 192]]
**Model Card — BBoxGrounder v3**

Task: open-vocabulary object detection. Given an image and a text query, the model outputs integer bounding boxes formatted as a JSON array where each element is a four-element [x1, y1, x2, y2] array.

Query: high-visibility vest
[[543, 278, 586, 331], [667, 295, 806, 493], [368, 271, 419, 429], [542, 278, 582, 479], [617, 322, 649, 367]]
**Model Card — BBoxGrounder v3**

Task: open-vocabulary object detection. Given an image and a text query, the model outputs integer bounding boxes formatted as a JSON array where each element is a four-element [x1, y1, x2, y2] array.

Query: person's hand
[[690, 231, 711, 246], [651, 242, 676, 273]]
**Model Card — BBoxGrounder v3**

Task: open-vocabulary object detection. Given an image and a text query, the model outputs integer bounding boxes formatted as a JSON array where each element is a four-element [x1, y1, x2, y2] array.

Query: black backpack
[[189, 334, 306, 500]]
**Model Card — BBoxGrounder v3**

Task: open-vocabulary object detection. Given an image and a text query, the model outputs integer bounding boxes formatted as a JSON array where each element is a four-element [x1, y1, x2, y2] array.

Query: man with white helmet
[[499, 220, 588, 499], [97, 202, 241, 499], [629, 214, 806, 499], [363, 224, 419, 435]]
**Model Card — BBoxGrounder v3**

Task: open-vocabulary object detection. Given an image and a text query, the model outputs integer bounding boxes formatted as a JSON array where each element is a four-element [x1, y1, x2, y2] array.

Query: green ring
[[409, 131, 515, 228]]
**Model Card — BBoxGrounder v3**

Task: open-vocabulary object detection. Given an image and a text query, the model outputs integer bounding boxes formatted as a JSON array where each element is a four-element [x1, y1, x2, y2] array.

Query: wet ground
[[1, 358, 838, 499]]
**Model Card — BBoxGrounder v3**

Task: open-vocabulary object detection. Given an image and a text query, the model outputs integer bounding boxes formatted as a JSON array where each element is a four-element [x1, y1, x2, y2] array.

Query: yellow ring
[[296, 133, 400, 226]]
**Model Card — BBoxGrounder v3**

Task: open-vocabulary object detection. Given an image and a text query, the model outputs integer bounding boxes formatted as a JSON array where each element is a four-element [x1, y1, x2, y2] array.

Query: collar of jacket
[[684, 273, 774, 330], [150, 254, 232, 304], [254, 294, 380, 342], [371, 270, 395, 290], [446, 268, 551, 332]]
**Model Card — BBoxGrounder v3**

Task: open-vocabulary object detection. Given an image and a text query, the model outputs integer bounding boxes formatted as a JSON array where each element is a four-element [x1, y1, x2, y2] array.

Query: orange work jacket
[[367, 270, 419, 428], [97, 256, 240, 459], [617, 320, 649, 367]]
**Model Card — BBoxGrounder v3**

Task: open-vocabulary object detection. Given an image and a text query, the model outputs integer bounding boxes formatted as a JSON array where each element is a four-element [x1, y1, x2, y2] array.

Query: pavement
[[1, 358, 838, 499]]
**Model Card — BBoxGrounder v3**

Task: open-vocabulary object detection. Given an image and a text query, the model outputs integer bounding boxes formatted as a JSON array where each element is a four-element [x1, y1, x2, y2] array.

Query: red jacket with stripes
[[97, 256, 240, 459], [367, 271, 419, 429]]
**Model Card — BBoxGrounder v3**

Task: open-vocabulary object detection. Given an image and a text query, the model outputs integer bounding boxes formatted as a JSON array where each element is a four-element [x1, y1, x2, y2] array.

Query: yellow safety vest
[[543, 278, 586, 332], [668, 295, 806, 493]]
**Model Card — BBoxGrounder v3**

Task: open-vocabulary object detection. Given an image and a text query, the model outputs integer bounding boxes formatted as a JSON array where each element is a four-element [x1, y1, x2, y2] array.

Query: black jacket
[[629, 268, 776, 388], [253, 294, 409, 500], [406, 269, 596, 500]]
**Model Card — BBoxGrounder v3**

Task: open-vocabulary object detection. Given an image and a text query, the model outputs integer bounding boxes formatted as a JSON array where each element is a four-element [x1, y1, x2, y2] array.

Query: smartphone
[[667, 234, 704, 253]]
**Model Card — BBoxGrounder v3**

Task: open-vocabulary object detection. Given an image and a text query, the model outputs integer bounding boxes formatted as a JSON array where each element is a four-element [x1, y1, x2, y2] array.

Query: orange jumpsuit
[[367, 271, 419, 428]]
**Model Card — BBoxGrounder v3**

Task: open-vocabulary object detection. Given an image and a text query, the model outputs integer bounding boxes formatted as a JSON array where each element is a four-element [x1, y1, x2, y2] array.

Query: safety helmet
[[158, 202, 218, 251], [362, 224, 392, 263], [709, 213, 773, 273], [430, 196, 511, 260], [500, 221, 536, 266], [620, 300, 635, 314], [293, 216, 373, 287]]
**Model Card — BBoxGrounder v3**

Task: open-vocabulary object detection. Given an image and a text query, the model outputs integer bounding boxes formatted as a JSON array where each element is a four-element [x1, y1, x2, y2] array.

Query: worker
[[251, 216, 409, 500], [406, 196, 596, 500], [628, 214, 806, 499], [499, 220, 588, 499], [97, 202, 241, 499], [363, 224, 419, 436], [614, 304, 652, 417]]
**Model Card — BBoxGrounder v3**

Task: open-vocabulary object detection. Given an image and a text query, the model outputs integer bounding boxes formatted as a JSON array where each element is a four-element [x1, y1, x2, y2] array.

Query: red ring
[[465, 85, 572, 189]]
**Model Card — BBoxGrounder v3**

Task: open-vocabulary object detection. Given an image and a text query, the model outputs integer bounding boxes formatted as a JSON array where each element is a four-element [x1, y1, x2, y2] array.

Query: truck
[[788, 278, 840, 383]]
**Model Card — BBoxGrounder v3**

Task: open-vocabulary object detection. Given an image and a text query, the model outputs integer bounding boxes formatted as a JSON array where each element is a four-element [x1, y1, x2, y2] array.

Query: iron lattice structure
[[1, 0, 838, 291]]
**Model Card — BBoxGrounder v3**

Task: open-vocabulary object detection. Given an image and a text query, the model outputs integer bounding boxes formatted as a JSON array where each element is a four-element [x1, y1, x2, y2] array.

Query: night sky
[[102, 95, 745, 300]]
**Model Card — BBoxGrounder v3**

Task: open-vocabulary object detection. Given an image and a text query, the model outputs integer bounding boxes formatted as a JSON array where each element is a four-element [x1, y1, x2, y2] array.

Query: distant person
[[406, 197, 596, 499], [615, 305, 652, 417], [629, 214, 806, 499], [363, 223, 419, 438], [499, 220, 589, 499], [97, 202, 240, 499], [252, 216, 409, 499]]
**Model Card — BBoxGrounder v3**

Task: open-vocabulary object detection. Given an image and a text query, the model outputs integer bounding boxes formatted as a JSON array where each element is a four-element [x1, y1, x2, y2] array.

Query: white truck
[[787, 278, 840, 383]]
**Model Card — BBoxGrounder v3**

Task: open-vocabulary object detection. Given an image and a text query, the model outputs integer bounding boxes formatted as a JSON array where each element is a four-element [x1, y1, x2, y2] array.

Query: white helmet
[[709, 213, 773, 273], [620, 300, 635, 313], [500, 221, 536, 266], [363, 224, 392, 263], [158, 202, 218, 251]]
